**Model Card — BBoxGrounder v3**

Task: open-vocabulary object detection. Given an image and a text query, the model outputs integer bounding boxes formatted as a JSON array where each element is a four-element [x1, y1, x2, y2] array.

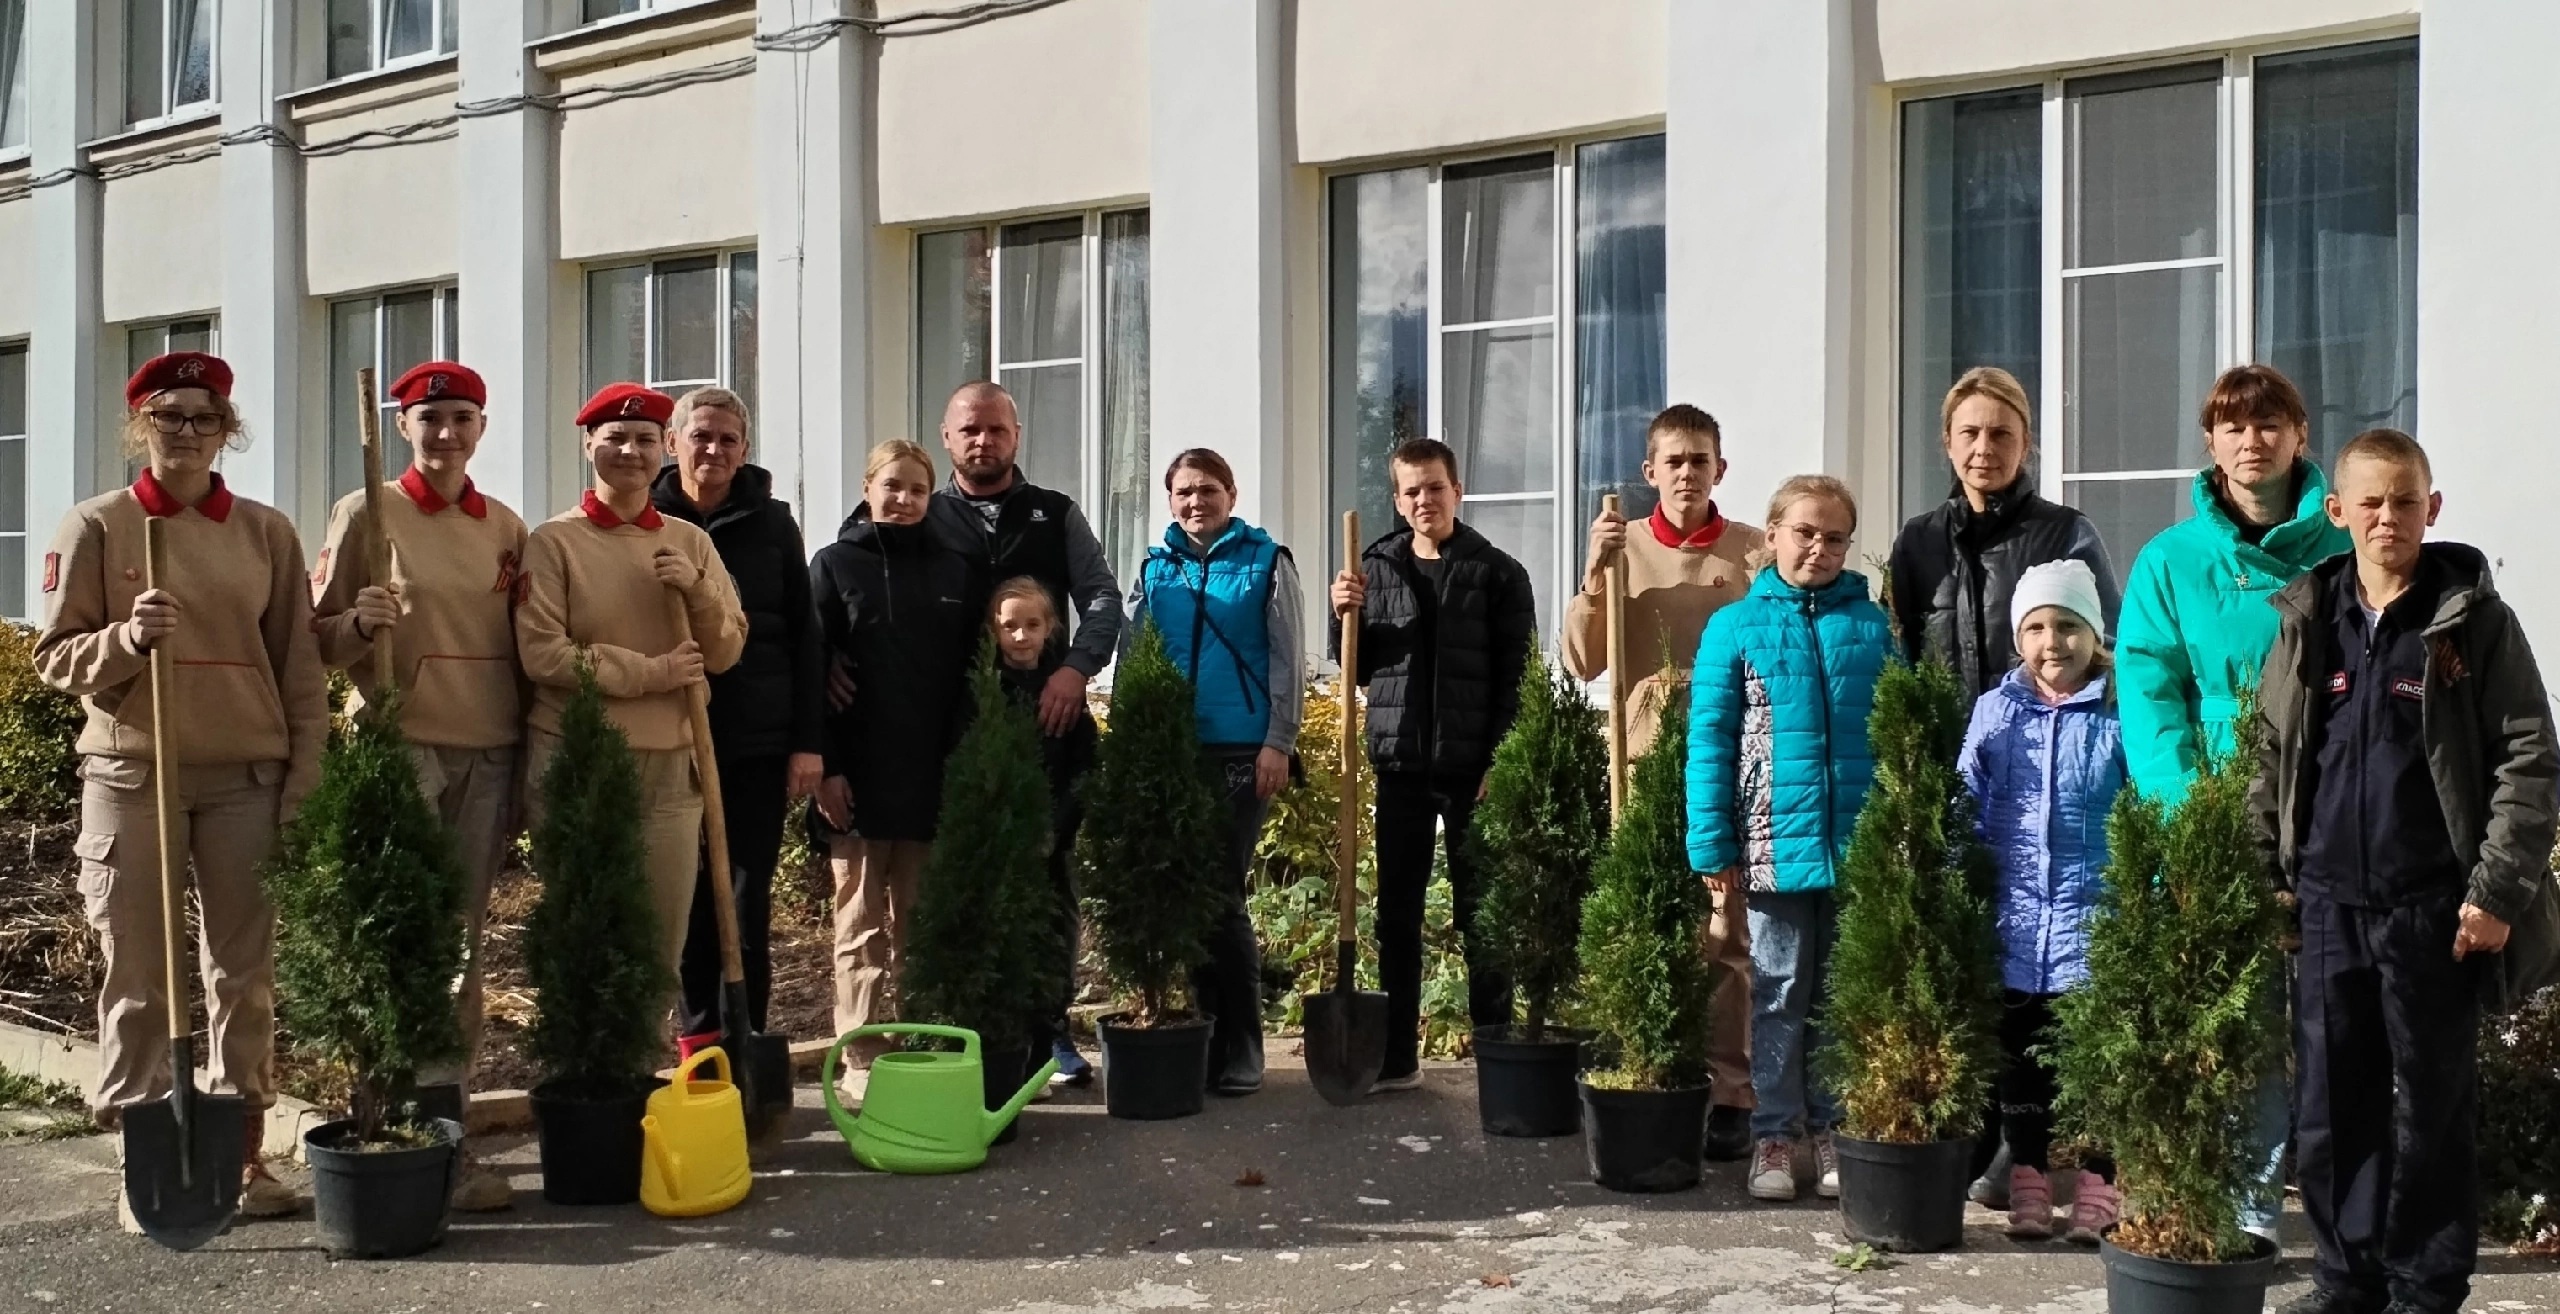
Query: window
[[124, 0, 216, 126], [914, 210, 1153, 592], [0, 343, 25, 618], [583, 250, 758, 414], [1327, 136, 1667, 634], [328, 286, 458, 501], [2, 0, 30, 152], [1896, 39, 2417, 563], [581, 0, 700, 23], [326, 0, 456, 80]]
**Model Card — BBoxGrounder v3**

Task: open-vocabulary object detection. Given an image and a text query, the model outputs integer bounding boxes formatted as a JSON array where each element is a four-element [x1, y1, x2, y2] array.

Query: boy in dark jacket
[[1329, 438, 1538, 1090], [992, 578, 1100, 1082], [2252, 429, 2559, 1314]]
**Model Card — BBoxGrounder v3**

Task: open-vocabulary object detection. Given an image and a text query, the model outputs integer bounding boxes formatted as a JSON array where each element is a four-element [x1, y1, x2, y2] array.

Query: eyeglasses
[[145, 410, 227, 437], [1782, 523, 1854, 553]]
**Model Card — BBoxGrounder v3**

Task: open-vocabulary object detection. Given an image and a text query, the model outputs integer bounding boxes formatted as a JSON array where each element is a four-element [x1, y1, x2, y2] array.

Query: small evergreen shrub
[[1578, 683, 1713, 1090], [2053, 702, 2286, 1264], [1821, 659, 2003, 1143], [0, 624, 82, 820], [2482, 982, 2560, 1252], [1078, 622, 1227, 1026], [1471, 644, 1609, 1040], [903, 650, 1066, 1051], [523, 669, 670, 1095], [268, 691, 467, 1142]]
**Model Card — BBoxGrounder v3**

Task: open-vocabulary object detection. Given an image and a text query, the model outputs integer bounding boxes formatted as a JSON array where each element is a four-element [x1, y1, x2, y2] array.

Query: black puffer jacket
[[1336, 523, 1536, 779], [650, 464, 826, 761], [1886, 480, 2121, 699], [808, 508, 984, 842]]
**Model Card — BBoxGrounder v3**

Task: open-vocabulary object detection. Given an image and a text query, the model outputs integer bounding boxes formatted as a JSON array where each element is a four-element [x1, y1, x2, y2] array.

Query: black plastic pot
[[1473, 1025, 1586, 1138], [982, 1043, 1031, 1147], [531, 1078, 663, 1206], [1578, 1079, 1710, 1192], [1834, 1133, 1973, 1252], [1097, 1013, 1213, 1121], [2099, 1232, 2279, 1314], [304, 1117, 461, 1260]]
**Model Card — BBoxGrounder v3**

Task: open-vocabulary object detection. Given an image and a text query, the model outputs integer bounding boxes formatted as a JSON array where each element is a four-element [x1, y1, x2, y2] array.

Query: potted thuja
[[1821, 658, 2004, 1252], [523, 670, 674, 1205], [1469, 644, 1609, 1136], [2053, 706, 2287, 1313], [1078, 623, 1228, 1120], [1574, 684, 1716, 1191], [899, 651, 1068, 1146], [269, 691, 469, 1258]]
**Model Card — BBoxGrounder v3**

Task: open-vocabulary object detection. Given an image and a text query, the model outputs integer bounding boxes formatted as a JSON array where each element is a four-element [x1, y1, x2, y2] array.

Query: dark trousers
[[1192, 750, 1269, 1083], [1040, 800, 1084, 1051], [678, 754, 790, 1037], [1373, 768, 1509, 1079], [1998, 990, 2112, 1179], [2295, 894, 2481, 1312]]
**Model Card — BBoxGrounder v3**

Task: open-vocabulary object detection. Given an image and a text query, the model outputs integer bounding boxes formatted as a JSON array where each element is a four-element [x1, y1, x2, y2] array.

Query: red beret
[[576, 382, 674, 429], [389, 361, 486, 409], [125, 352, 233, 408]]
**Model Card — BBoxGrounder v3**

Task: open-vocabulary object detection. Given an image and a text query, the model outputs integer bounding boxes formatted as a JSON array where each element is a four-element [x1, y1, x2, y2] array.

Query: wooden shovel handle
[[664, 589, 745, 982], [1335, 512, 1362, 948], [142, 517, 187, 1043], [354, 368, 396, 696], [1603, 492, 1628, 817]]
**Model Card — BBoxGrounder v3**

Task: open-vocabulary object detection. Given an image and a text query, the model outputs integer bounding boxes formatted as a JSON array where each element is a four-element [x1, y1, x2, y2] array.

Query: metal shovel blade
[[1302, 944, 1390, 1107], [726, 981, 794, 1142], [120, 1079, 243, 1251]]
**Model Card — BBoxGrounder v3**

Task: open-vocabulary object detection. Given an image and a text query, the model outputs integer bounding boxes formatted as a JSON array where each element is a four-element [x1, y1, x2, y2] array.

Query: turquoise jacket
[[1684, 566, 1895, 893], [2114, 461, 2350, 804], [1137, 518, 1284, 749]]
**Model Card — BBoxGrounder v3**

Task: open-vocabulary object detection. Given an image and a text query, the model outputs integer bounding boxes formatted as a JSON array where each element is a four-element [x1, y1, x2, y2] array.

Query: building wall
[[0, 201, 31, 338], [99, 157, 225, 323], [297, 76, 462, 296], [1876, 0, 2421, 84], [557, 38, 759, 260]]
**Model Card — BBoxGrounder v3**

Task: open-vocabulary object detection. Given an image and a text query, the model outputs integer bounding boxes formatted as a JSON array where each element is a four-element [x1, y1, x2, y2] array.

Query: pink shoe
[[2004, 1165, 2052, 1239], [2064, 1171, 2119, 1245]]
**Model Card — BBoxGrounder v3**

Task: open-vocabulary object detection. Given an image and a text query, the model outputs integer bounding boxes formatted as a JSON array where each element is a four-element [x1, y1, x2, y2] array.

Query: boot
[[238, 1109, 304, 1219], [1705, 1105, 1752, 1161]]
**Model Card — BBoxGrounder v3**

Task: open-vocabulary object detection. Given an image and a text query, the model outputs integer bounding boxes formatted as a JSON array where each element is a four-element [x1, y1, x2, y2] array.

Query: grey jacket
[[2250, 542, 2560, 1010]]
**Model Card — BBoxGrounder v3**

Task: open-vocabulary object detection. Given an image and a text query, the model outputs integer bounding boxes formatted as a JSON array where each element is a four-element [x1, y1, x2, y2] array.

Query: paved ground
[[3, 1057, 2554, 1314]]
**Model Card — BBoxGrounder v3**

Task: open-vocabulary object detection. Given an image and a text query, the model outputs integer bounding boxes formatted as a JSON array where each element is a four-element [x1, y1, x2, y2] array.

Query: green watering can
[[822, 1024, 1059, 1174]]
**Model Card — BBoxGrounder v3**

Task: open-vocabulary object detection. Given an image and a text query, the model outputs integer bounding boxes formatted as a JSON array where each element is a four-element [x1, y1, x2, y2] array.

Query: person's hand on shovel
[[123, 588, 181, 650], [1329, 568, 1365, 615]]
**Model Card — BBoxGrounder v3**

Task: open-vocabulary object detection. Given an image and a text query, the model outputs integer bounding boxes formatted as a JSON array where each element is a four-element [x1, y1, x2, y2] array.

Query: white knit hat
[[2010, 558, 2106, 641]]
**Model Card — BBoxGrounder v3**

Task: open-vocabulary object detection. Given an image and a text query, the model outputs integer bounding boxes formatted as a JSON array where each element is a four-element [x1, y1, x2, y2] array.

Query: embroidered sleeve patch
[[42, 552, 59, 593], [2390, 676, 2426, 701], [308, 547, 332, 593]]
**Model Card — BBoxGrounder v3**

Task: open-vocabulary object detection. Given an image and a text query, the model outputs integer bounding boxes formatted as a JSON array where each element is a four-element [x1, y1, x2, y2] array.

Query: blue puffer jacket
[[1685, 567, 1894, 893], [1138, 518, 1282, 749], [1958, 669, 2127, 994]]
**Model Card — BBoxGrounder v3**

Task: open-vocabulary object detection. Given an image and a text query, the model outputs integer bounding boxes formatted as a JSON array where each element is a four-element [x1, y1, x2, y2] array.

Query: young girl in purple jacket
[[1956, 559, 2127, 1244]]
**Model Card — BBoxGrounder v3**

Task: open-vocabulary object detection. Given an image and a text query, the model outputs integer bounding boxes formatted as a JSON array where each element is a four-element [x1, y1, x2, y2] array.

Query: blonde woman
[[808, 441, 984, 1070], [35, 352, 329, 1223]]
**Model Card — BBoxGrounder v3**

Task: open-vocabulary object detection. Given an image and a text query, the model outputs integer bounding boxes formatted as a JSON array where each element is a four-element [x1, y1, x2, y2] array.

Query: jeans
[[1373, 769, 1509, 1079], [2239, 996, 2293, 1237], [1747, 889, 1842, 1142]]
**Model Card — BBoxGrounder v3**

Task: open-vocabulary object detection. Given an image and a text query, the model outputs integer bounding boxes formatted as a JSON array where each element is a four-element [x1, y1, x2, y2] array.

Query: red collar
[[1649, 505, 1726, 550], [581, 489, 663, 531], [399, 466, 489, 519], [131, 470, 234, 523]]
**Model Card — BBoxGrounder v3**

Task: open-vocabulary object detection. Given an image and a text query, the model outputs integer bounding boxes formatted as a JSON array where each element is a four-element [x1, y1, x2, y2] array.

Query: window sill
[[0, 148, 30, 178], [279, 55, 461, 127], [83, 109, 226, 168], [530, 1, 755, 78]]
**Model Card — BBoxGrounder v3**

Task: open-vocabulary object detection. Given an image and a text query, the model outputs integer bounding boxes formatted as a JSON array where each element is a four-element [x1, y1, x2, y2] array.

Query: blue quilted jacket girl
[[1684, 566, 1894, 893], [1957, 668, 2126, 994]]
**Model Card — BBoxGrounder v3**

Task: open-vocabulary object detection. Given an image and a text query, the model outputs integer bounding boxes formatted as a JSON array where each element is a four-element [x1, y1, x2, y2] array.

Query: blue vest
[[1142, 518, 1282, 748]]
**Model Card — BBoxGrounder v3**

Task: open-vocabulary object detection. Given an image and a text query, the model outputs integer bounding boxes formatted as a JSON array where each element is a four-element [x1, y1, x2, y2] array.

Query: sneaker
[[1969, 1140, 2013, 1210], [1050, 1039, 1094, 1087], [2274, 1287, 2385, 1314], [2062, 1171, 2117, 1245], [2004, 1165, 2053, 1240], [1748, 1138, 1797, 1201], [1704, 1106, 1752, 1162], [1368, 1069, 1424, 1094], [449, 1153, 513, 1213], [238, 1163, 304, 1218], [1811, 1132, 1840, 1200]]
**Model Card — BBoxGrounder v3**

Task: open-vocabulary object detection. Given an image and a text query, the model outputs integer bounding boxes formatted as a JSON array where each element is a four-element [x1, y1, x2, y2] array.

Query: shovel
[[1601, 492, 1628, 818], [354, 367, 398, 700], [664, 590, 794, 1141], [121, 515, 245, 1250], [1304, 511, 1391, 1107]]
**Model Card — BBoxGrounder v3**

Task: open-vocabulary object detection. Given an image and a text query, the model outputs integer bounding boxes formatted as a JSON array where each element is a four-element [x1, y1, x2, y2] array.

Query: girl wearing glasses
[[33, 352, 329, 1226], [1683, 474, 1894, 1206]]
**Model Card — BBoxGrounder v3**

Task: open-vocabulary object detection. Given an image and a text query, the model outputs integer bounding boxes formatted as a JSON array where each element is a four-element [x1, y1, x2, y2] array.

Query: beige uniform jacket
[[517, 494, 748, 752], [1561, 509, 1765, 754]]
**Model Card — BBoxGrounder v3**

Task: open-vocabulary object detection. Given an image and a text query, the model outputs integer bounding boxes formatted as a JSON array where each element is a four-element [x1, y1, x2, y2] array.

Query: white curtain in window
[[1326, 169, 1427, 568], [0, 0, 30, 150], [1099, 211, 1151, 593], [585, 266, 647, 391], [998, 219, 1084, 498], [914, 229, 991, 442], [727, 253, 759, 416], [171, 0, 213, 107], [653, 256, 721, 387], [0, 346, 26, 617], [325, 0, 370, 78], [385, 0, 434, 62], [1573, 134, 1666, 571], [1442, 154, 1556, 635]]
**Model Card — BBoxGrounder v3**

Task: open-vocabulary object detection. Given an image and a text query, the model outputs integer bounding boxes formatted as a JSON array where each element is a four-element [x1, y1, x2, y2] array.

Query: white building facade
[[1, 0, 2554, 652]]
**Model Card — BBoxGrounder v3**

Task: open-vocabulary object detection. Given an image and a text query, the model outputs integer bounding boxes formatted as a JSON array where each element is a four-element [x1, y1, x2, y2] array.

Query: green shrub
[[1471, 645, 1609, 1040], [2482, 984, 2560, 1252], [1578, 683, 1713, 1090], [2052, 704, 2286, 1264], [267, 692, 467, 1141], [522, 669, 670, 1094], [1821, 659, 2003, 1143], [0, 624, 82, 820], [1077, 622, 1226, 1025]]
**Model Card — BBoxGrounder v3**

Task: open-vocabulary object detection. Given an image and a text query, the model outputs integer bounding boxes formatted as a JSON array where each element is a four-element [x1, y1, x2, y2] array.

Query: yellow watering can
[[640, 1046, 752, 1217]]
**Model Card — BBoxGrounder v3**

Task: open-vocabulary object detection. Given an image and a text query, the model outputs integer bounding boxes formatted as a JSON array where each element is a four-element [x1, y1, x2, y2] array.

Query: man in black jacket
[[651, 388, 829, 1054], [1331, 438, 1538, 1090]]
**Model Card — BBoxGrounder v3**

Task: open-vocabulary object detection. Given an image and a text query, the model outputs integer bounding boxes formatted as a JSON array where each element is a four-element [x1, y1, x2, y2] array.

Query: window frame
[[121, 0, 220, 130], [326, 284, 460, 503], [1888, 28, 2420, 536], [580, 247, 758, 402], [576, 0, 725, 30], [1319, 129, 1664, 623], [325, 0, 457, 82], [1, 0, 30, 157], [107, 316, 219, 494], [0, 338, 27, 620]]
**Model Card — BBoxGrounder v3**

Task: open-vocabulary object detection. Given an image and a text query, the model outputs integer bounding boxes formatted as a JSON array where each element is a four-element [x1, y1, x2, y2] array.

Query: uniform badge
[[622, 395, 647, 418], [310, 547, 332, 590], [2430, 637, 2468, 684], [427, 372, 450, 398], [494, 549, 522, 598], [2327, 671, 2350, 694], [173, 357, 205, 381], [2390, 677, 2426, 701], [42, 553, 58, 593]]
